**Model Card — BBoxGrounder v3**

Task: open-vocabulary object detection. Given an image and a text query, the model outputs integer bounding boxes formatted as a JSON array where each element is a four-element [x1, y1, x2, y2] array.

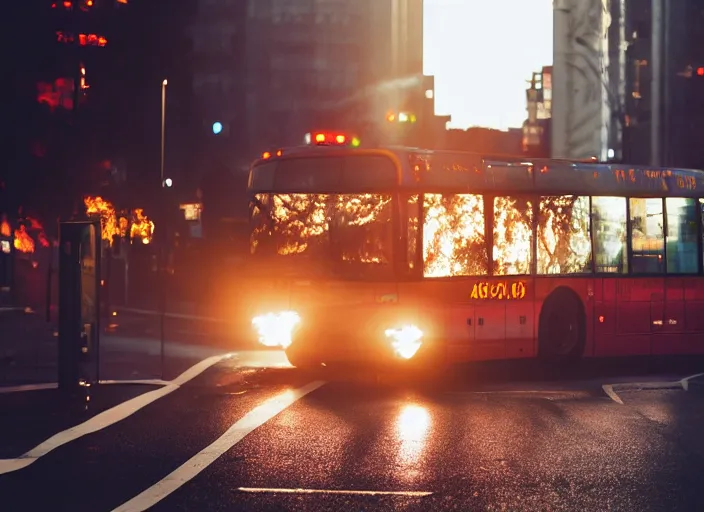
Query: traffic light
[[212, 122, 223, 134], [697, 67, 704, 76]]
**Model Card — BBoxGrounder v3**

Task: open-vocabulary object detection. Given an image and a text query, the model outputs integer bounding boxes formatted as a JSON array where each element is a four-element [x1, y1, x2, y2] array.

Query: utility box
[[58, 220, 101, 391]]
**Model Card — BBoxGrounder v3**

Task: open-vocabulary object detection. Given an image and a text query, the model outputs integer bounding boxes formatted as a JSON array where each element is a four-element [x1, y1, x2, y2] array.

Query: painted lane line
[[0, 379, 170, 394], [680, 372, 704, 391], [0, 353, 234, 475], [112, 380, 326, 512], [447, 389, 590, 396], [0, 383, 58, 394], [99, 379, 172, 387], [602, 372, 704, 403], [235, 487, 433, 497], [602, 384, 624, 405]]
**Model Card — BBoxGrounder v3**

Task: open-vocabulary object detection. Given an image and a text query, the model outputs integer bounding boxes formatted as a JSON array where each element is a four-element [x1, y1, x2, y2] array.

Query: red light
[[335, 135, 346, 144], [262, 151, 271, 159], [315, 133, 326, 143], [276, 149, 283, 157], [63, 1, 72, 7], [697, 67, 704, 76]]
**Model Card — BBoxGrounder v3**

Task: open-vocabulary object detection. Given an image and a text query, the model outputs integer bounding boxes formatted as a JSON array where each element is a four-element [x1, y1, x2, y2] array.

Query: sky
[[424, 0, 553, 131]]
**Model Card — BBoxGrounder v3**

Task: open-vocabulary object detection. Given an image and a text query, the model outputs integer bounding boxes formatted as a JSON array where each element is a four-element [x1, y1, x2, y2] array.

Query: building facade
[[552, 0, 611, 161], [190, 0, 444, 161], [622, 0, 704, 168]]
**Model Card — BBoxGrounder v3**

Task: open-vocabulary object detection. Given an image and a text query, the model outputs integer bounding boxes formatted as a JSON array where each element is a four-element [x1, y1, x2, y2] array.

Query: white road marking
[[112, 380, 326, 512], [0, 353, 234, 475], [603, 371, 704, 403], [447, 389, 589, 396], [601, 384, 624, 404], [0, 383, 58, 394], [680, 372, 704, 391], [235, 487, 433, 497], [99, 379, 172, 387]]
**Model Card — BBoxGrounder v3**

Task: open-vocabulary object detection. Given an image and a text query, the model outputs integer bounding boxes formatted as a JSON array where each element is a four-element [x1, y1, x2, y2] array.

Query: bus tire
[[537, 287, 585, 364], [284, 348, 319, 370]]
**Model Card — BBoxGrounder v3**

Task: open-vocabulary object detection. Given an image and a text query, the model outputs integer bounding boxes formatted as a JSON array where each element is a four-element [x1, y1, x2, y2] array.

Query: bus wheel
[[284, 349, 319, 370], [538, 287, 585, 364]]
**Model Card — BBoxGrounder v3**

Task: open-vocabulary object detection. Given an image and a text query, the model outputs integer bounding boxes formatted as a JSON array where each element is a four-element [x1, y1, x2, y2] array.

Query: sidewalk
[[0, 309, 57, 386]]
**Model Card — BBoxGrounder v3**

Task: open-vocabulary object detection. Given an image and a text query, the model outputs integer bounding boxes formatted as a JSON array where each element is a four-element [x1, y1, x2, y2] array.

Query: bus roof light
[[262, 151, 271, 159], [336, 134, 346, 144], [315, 133, 326, 143]]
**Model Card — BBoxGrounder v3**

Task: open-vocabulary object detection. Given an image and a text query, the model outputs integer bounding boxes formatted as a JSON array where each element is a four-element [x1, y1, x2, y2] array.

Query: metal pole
[[651, 0, 663, 166], [159, 79, 167, 380], [161, 79, 167, 186]]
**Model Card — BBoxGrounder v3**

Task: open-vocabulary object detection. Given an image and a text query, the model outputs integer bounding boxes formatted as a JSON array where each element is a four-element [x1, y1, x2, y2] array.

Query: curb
[[113, 307, 228, 324], [603, 372, 704, 404]]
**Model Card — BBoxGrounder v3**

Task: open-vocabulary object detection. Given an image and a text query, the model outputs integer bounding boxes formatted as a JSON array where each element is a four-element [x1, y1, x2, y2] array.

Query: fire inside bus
[[244, 132, 704, 368]]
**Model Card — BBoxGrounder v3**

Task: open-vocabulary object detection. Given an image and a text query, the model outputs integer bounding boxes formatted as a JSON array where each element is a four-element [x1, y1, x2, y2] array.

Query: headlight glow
[[385, 325, 423, 359], [251, 311, 300, 348]]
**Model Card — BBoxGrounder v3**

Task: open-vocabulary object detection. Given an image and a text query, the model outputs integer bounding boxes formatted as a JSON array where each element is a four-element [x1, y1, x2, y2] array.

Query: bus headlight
[[384, 325, 423, 359], [252, 311, 300, 349]]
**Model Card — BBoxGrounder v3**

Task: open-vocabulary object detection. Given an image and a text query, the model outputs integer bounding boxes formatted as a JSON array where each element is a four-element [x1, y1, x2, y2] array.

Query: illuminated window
[[629, 198, 664, 273], [666, 197, 698, 273], [537, 196, 591, 274], [493, 196, 533, 275], [422, 194, 488, 277], [592, 196, 628, 273]]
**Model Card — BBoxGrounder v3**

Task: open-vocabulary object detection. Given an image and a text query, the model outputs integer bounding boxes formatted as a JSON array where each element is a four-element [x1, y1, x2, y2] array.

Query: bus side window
[[493, 196, 533, 276], [592, 197, 628, 273], [665, 197, 698, 274], [421, 193, 488, 277], [537, 195, 591, 275], [629, 198, 665, 274]]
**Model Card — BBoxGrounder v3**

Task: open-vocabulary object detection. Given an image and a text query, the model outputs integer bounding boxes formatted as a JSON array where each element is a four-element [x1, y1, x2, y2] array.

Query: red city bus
[[243, 134, 704, 368]]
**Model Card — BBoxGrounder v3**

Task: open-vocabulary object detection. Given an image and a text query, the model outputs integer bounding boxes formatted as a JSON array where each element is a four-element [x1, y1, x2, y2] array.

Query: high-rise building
[[190, 0, 442, 159], [189, 0, 248, 167], [522, 66, 552, 157], [622, 0, 704, 168], [244, 0, 372, 151]]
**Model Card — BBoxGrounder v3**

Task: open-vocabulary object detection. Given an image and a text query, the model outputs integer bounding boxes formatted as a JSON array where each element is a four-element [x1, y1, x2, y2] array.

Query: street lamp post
[[161, 79, 168, 187], [159, 78, 167, 379]]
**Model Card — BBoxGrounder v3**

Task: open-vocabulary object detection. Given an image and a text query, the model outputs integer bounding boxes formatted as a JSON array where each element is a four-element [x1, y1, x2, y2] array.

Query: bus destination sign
[[470, 281, 527, 301]]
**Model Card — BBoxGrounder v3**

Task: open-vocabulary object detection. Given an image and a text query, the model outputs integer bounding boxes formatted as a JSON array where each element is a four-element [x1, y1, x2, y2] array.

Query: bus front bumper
[[249, 309, 445, 367]]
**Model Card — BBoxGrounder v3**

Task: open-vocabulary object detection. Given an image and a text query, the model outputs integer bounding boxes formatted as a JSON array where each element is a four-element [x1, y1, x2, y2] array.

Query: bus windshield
[[248, 193, 395, 280]]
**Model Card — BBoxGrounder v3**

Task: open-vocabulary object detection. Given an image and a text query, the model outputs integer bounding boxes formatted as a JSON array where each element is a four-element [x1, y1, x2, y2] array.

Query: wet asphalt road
[[1, 354, 704, 512]]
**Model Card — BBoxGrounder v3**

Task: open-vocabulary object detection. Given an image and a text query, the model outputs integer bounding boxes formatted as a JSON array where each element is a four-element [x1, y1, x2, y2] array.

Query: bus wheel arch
[[537, 286, 586, 363]]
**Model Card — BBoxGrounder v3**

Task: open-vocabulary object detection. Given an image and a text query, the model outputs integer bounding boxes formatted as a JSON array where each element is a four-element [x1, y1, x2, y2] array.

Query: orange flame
[[84, 196, 119, 245], [129, 208, 155, 244], [14, 226, 35, 253]]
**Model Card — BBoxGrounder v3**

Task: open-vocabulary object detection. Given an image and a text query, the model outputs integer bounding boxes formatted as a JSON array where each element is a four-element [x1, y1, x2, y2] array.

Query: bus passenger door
[[505, 301, 534, 359], [445, 305, 475, 362], [473, 304, 506, 360]]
